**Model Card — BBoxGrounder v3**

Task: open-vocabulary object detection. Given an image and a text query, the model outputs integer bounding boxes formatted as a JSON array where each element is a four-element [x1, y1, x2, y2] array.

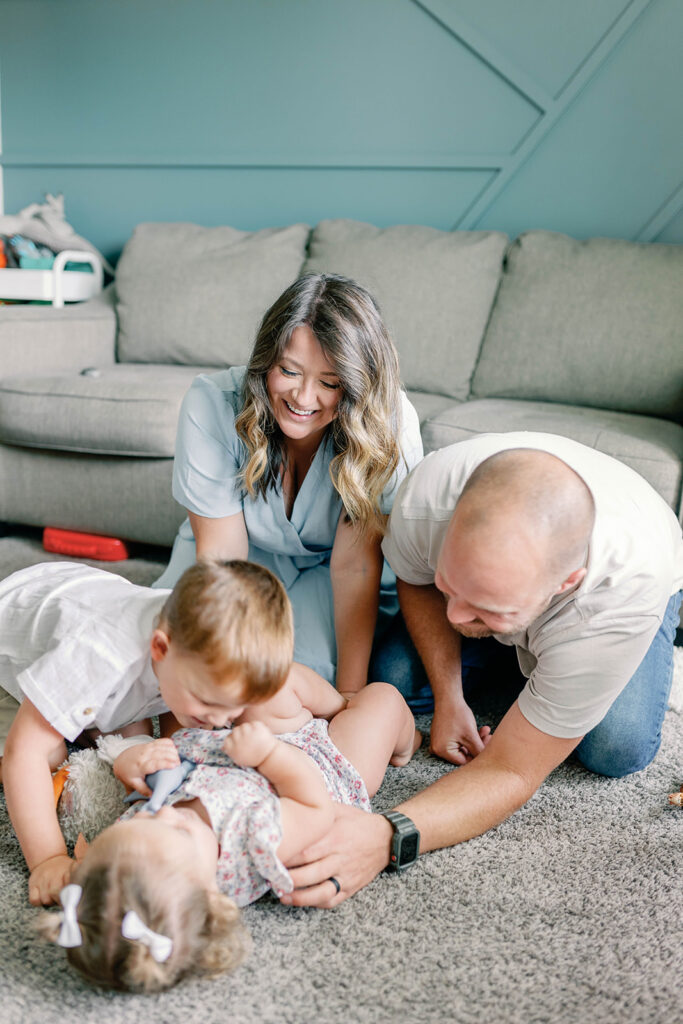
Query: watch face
[[399, 832, 419, 865]]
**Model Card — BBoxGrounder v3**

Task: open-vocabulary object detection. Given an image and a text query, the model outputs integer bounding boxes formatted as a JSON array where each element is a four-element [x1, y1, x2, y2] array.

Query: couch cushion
[[115, 222, 309, 365], [0, 444, 184, 547], [421, 397, 683, 514], [405, 389, 461, 426], [471, 231, 683, 423], [302, 219, 508, 400], [0, 365, 209, 457]]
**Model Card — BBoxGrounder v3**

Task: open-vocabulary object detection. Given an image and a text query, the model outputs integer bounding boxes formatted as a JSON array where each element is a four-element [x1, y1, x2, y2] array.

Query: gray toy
[[123, 758, 196, 814]]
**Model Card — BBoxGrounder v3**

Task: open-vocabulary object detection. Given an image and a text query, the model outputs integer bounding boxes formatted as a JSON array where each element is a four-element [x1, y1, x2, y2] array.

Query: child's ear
[[150, 629, 171, 663], [74, 833, 90, 863]]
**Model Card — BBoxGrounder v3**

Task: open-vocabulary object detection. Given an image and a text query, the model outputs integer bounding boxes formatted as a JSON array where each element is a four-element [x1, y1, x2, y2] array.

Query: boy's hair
[[158, 559, 293, 701], [36, 850, 250, 993]]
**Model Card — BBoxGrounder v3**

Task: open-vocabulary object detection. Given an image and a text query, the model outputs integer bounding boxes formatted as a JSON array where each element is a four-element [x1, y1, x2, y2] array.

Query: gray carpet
[[1, 533, 682, 1024]]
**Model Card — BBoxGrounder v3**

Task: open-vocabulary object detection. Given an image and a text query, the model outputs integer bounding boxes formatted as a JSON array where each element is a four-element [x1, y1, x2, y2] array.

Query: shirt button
[[82, 707, 94, 716]]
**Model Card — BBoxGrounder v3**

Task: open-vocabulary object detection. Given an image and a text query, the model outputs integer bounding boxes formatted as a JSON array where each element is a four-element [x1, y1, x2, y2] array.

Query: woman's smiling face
[[266, 325, 342, 448]]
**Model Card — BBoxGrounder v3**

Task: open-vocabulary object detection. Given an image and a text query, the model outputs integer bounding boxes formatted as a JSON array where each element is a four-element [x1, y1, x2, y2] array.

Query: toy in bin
[[43, 527, 129, 561]]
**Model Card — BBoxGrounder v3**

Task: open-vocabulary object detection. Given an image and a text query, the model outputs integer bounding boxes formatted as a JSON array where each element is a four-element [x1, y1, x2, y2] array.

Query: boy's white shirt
[[95, 732, 154, 764], [0, 562, 170, 741]]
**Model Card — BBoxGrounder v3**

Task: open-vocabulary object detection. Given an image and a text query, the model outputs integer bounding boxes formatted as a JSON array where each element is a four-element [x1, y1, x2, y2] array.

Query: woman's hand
[[113, 738, 180, 794]]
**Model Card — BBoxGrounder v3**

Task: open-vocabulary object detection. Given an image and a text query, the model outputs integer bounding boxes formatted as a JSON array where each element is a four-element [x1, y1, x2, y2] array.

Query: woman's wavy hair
[[234, 273, 404, 537]]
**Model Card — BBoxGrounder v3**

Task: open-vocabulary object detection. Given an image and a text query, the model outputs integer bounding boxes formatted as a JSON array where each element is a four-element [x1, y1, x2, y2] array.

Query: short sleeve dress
[[155, 367, 423, 682]]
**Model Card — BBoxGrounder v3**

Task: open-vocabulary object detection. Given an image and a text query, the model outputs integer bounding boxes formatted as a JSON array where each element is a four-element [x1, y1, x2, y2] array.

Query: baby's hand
[[223, 721, 277, 768], [113, 738, 180, 795], [29, 853, 75, 906]]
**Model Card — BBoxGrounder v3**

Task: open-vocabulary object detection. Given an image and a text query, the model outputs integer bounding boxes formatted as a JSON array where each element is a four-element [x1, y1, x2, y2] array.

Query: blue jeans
[[369, 615, 525, 715], [371, 591, 683, 778], [574, 590, 682, 777]]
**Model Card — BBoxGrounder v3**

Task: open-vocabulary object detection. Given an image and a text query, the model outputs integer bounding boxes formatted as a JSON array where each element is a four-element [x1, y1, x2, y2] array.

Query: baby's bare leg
[[328, 683, 421, 798]]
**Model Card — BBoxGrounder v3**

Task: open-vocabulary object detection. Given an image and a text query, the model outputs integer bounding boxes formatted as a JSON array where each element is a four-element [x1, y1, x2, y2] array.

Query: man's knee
[[574, 725, 661, 778]]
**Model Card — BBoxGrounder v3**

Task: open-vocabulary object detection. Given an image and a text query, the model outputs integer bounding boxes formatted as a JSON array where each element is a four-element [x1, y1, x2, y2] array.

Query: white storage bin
[[0, 249, 103, 306]]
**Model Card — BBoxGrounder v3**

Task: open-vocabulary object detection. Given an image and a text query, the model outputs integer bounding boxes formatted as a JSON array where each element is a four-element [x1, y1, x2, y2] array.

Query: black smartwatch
[[382, 810, 420, 872]]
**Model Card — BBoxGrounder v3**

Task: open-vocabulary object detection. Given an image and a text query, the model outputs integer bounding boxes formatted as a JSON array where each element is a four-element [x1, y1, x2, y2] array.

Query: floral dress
[[121, 718, 370, 907]]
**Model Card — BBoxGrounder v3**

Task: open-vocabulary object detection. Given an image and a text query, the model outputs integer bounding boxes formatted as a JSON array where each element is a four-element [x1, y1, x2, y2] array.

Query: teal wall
[[1, 0, 681, 262]]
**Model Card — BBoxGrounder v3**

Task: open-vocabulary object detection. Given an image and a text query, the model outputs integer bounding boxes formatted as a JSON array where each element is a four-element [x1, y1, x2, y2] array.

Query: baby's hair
[[158, 559, 293, 701], [36, 852, 250, 993]]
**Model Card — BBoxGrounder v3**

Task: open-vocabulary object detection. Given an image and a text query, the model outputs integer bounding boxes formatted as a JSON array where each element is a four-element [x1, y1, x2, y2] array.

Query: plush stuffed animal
[[56, 748, 128, 846], [54, 735, 197, 846]]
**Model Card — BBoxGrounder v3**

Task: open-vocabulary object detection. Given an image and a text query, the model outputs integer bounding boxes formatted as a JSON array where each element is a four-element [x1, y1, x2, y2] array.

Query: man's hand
[[280, 804, 392, 908], [28, 853, 75, 906], [223, 721, 277, 768], [113, 738, 180, 794], [430, 697, 491, 765]]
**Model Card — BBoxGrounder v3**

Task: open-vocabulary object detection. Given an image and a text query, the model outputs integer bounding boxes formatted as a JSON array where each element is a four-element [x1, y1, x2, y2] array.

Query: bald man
[[281, 433, 683, 908]]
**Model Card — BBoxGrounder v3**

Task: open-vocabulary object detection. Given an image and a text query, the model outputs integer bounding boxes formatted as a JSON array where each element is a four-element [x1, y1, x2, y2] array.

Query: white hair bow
[[121, 910, 173, 963], [57, 884, 83, 948]]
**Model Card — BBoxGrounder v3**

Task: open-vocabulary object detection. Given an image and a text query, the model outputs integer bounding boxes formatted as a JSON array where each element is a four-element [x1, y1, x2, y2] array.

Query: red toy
[[43, 527, 129, 561]]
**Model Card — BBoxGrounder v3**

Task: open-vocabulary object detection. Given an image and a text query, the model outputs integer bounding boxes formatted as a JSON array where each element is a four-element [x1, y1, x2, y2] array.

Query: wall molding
[[412, 0, 657, 229], [0, 156, 503, 171], [1, 0, 677, 242], [411, 0, 550, 111], [636, 180, 683, 241]]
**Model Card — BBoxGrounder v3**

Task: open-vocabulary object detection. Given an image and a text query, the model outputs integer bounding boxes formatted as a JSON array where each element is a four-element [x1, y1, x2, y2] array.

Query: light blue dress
[[155, 367, 423, 682]]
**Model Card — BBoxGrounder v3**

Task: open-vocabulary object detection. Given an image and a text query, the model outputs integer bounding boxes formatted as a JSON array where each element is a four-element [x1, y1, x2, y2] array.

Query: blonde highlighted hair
[[37, 846, 249, 993], [158, 559, 293, 701], [234, 274, 404, 537]]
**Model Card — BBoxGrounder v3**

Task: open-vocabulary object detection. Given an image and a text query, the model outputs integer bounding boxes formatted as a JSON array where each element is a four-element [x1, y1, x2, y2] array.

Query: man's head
[[152, 560, 293, 728], [435, 449, 595, 638]]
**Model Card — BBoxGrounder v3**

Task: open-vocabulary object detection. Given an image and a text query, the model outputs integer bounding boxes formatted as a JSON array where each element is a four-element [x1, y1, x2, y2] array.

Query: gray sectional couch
[[0, 219, 681, 547]]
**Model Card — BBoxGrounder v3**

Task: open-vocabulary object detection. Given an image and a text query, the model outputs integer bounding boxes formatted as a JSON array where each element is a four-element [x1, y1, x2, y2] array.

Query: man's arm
[[398, 578, 490, 763], [282, 702, 582, 907], [395, 703, 580, 849]]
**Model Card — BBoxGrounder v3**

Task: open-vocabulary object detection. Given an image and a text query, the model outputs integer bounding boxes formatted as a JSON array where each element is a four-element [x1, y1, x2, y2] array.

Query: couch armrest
[[0, 284, 117, 376]]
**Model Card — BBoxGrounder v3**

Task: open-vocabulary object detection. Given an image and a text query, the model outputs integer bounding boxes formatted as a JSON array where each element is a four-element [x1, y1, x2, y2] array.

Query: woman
[[155, 274, 423, 696]]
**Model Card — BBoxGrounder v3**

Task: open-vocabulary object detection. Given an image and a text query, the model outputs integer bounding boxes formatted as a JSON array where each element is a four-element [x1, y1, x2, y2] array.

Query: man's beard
[[451, 622, 495, 639], [450, 598, 553, 640]]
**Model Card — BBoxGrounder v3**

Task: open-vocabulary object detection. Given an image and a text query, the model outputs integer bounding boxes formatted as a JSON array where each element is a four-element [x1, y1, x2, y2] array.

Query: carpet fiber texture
[[1, 535, 682, 1024]]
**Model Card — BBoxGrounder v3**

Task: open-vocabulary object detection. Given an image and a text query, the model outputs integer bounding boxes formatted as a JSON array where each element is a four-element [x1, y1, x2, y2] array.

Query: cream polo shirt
[[0, 562, 170, 741], [382, 433, 683, 738]]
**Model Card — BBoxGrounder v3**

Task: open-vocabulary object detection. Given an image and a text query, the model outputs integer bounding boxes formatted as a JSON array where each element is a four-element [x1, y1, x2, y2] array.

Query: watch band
[[382, 810, 420, 872]]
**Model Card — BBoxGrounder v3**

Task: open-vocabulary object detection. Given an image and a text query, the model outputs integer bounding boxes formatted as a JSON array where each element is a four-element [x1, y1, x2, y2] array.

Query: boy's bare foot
[[390, 728, 422, 767]]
